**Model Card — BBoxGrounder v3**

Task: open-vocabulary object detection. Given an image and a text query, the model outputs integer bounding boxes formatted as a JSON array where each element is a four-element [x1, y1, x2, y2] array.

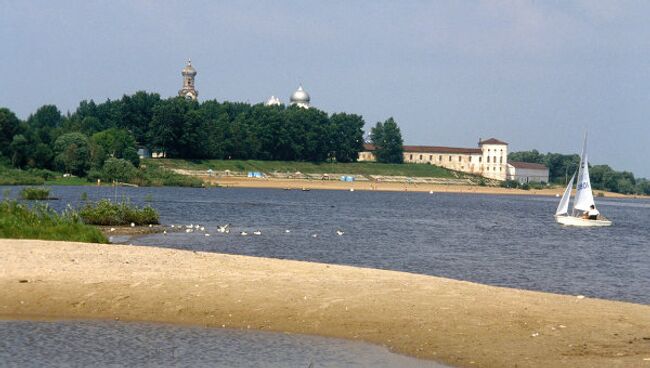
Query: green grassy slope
[[148, 159, 476, 179]]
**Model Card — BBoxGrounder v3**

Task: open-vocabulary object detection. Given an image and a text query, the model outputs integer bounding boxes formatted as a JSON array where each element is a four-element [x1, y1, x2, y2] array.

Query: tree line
[[509, 150, 649, 195], [0, 91, 407, 179]]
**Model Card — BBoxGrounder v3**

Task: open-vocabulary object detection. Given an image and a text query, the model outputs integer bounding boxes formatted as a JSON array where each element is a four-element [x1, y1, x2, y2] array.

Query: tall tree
[[371, 117, 403, 164], [329, 113, 365, 163], [0, 108, 21, 157], [53, 132, 91, 175]]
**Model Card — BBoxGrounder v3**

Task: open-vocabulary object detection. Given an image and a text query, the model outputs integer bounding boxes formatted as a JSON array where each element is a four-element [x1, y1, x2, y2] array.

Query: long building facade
[[359, 138, 510, 180]]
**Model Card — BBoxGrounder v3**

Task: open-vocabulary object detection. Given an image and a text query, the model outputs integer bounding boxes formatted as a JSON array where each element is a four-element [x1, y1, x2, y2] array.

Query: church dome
[[290, 85, 310, 104], [182, 59, 197, 76]]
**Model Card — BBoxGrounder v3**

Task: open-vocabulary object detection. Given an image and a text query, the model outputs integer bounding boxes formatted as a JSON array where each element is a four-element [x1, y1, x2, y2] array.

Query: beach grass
[[0, 200, 107, 243], [78, 199, 160, 226]]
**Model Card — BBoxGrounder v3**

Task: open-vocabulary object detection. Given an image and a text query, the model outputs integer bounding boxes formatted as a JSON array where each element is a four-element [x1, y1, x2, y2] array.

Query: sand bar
[[1, 239, 649, 368]]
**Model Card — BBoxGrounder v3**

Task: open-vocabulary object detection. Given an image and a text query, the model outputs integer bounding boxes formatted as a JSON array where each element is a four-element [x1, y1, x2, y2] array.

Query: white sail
[[555, 173, 575, 216], [574, 151, 595, 212]]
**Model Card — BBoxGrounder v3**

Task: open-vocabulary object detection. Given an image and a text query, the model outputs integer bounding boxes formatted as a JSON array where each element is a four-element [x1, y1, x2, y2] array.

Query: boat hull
[[554, 215, 612, 227]]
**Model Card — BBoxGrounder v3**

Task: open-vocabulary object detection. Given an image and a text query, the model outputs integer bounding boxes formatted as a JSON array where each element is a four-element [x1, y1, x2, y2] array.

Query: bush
[[79, 199, 160, 226], [101, 158, 137, 182], [19, 187, 50, 200], [0, 200, 107, 243]]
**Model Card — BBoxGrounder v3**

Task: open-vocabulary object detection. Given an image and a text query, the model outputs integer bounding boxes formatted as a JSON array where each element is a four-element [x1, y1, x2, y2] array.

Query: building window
[[429, 155, 432, 160], [487, 156, 490, 163], [479, 157, 482, 163], [439, 155, 442, 161], [410, 154, 413, 160], [448, 155, 452, 162], [458, 156, 462, 162], [500, 156, 503, 163], [419, 154, 422, 160]]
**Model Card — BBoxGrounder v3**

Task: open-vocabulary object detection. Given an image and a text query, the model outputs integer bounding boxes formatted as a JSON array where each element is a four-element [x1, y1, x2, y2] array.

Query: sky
[[1, 0, 649, 177]]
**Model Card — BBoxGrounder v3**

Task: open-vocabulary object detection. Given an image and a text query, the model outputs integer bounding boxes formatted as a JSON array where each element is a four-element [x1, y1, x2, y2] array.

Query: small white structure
[[264, 96, 282, 106], [507, 161, 549, 183]]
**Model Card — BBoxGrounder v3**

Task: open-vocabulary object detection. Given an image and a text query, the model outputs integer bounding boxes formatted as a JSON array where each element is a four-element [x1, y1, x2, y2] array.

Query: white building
[[360, 138, 509, 181], [506, 161, 549, 183], [264, 96, 282, 106], [264, 85, 311, 108], [289, 85, 310, 108]]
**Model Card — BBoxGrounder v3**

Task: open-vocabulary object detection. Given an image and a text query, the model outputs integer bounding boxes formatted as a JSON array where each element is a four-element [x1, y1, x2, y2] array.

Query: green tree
[[0, 108, 21, 157], [91, 128, 140, 166], [54, 132, 91, 175], [9, 135, 31, 167], [371, 117, 404, 164], [101, 157, 137, 182], [329, 113, 365, 163]]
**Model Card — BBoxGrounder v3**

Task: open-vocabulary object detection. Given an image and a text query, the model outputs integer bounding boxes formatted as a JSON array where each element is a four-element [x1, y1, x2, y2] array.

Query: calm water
[[3, 185, 649, 367], [0, 320, 443, 367], [5, 185, 650, 304]]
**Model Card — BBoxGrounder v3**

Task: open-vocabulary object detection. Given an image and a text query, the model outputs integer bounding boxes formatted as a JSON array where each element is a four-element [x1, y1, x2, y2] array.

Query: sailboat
[[554, 133, 612, 227]]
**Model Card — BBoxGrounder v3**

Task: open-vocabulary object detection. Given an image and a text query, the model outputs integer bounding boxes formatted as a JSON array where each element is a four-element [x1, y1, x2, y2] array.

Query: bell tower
[[178, 59, 198, 100]]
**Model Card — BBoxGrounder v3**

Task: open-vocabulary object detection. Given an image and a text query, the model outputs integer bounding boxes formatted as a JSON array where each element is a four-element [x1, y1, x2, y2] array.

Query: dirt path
[[1, 239, 649, 367]]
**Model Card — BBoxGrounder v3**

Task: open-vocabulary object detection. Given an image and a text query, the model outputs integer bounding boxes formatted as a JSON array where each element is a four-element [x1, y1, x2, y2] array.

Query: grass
[[19, 187, 51, 200], [132, 164, 204, 187], [78, 199, 160, 226], [148, 159, 469, 179], [0, 200, 107, 243], [0, 166, 45, 185]]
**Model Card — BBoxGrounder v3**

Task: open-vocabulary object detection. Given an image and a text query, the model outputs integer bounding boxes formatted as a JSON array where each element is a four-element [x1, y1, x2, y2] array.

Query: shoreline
[[1, 239, 649, 367], [208, 176, 640, 199]]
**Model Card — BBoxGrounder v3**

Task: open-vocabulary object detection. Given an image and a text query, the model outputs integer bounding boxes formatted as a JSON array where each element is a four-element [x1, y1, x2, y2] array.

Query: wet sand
[[1, 239, 649, 368], [208, 177, 635, 199]]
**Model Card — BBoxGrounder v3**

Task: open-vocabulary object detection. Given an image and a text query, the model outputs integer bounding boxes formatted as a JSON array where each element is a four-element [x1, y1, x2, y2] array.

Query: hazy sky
[[1, 1, 648, 176]]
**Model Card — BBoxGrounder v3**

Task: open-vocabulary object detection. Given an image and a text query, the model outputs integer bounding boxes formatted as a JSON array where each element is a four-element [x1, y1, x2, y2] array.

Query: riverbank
[[1, 240, 649, 367], [209, 176, 639, 198]]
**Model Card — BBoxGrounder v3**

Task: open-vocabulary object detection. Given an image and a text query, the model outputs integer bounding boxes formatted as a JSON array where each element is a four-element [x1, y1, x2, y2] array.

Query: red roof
[[509, 161, 548, 170], [363, 143, 482, 154], [402, 145, 482, 154], [479, 138, 508, 145]]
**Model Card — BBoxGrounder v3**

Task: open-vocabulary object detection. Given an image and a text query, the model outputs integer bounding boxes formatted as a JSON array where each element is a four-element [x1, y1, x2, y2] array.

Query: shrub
[[19, 187, 50, 200], [101, 158, 137, 182], [79, 199, 160, 226], [0, 200, 107, 243]]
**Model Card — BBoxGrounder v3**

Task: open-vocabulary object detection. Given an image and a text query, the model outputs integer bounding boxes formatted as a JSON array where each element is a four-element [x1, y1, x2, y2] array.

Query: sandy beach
[[206, 176, 638, 199], [1, 239, 649, 368]]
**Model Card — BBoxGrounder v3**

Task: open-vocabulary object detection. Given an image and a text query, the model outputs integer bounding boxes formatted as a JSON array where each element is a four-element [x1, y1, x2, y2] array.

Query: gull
[[130, 222, 135, 227], [186, 228, 193, 233], [110, 228, 116, 232], [163, 230, 167, 235], [217, 224, 230, 233], [240, 231, 248, 236], [253, 230, 262, 236], [194, 224, 200, 229], [187, 224, 193, 229], [312, 234, 318, 238], [200, 226, 205, 231], [336, 230, 344, 236], [171, 224, 175, 228], [285, 229, 291, 233], [148, 224, 153, 228], [205, 233, 210, 237]]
